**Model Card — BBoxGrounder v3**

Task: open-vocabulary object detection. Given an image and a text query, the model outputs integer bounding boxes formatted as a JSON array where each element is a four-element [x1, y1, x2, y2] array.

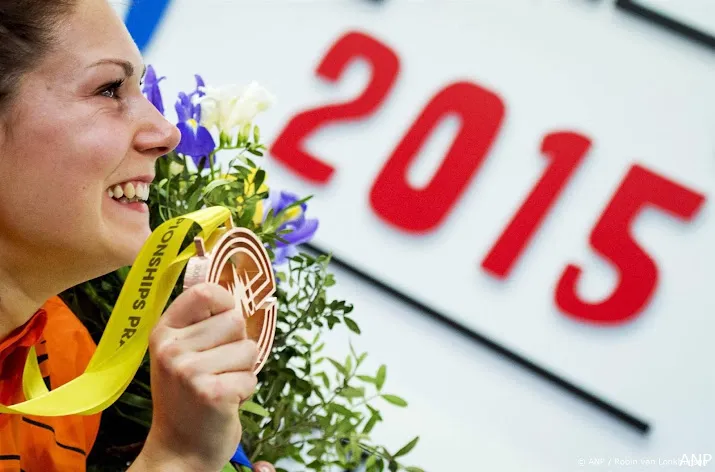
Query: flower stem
[[208, 152, 216, 180]]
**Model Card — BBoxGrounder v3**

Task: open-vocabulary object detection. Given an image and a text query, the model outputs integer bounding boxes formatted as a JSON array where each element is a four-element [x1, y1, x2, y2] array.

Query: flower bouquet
[[60, 67, 424, 472]]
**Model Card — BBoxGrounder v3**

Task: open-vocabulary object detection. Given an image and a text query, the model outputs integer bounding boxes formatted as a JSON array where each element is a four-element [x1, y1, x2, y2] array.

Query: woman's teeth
[[108, 182, 150, 203]]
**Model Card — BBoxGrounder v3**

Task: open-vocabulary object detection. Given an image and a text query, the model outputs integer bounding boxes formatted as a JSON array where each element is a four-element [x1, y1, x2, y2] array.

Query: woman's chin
[[103, 221, 153, 267], [125, 227, 152, 260], [101, 198, 160, 269]]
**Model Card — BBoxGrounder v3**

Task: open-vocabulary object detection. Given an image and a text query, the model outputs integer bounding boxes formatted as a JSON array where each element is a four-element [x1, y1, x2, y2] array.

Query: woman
[[0, 0, 275, 470]]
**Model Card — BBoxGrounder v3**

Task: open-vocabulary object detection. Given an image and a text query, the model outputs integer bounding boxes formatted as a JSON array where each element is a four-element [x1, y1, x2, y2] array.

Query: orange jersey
[[0, 296, 101, 471]]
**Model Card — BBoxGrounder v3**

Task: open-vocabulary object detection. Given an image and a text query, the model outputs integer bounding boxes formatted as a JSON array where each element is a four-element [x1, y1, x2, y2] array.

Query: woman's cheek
[[78, 126, 133, 177]]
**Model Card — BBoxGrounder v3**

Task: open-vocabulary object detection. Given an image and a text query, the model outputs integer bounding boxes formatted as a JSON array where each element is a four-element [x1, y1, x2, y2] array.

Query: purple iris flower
[[142, 65, 165, 115], [265, 191, 319, 265], [174, 75, 215, 167]]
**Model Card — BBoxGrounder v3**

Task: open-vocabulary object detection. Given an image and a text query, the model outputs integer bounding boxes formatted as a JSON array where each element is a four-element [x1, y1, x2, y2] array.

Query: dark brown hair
[[0, 0, 77, 111]]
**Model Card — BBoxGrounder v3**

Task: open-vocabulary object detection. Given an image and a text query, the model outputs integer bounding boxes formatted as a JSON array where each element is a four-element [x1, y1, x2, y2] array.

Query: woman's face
[[0, 0, 180, 280]]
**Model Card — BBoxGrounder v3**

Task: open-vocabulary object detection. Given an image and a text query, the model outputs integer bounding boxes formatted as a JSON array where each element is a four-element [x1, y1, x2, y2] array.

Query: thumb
[[252, 461, 276, 472]]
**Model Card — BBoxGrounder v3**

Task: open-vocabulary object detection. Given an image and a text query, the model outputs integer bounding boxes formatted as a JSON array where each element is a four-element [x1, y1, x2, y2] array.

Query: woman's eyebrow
[[88, 59, 145, 79]]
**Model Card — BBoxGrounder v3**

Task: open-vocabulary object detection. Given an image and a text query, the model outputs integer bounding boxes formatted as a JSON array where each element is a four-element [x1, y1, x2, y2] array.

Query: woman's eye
[[100, 80, 124, 100]]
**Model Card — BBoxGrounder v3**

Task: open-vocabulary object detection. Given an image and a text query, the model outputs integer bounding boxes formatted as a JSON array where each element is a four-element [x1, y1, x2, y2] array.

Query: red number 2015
[[269, 30, 706, 326]]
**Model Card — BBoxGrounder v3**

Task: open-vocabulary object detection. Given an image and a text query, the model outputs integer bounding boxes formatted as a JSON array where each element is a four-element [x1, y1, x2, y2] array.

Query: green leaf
[[318, 372, 331, 389], [376, 364, 387, 391], [240, 414, 260, 434], [201, 177, 235, 197], [185, 184, 205, 211], [344, 317, 361, 334], [324, 274, 336, 287], [113, 404, 152, 428], [344, 354, 353, 375], [295, 378, 313, 395], [307, 445, 323, 458], [303, 252, 316, 265], [339, 386, 365, 398], [381, 394, 407, 407], [362, 412, 380, 434], [357, 375, 377, 385], [118, 392, 152, 410], [327, 358, 348, 377], [394, 436, 419, 458], [115, 266, 131, 282], [221, 463, 237, 472], [253, 169, 266, 191], [327, 403, 355, 417], [239, 400, 270, 417], [405, 467, 426, 472]]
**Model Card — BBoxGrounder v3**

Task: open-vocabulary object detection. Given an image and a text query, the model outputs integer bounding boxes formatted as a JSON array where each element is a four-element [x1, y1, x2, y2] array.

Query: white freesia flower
[[168, 161, 184, 176], [195, 81, 275, 135]]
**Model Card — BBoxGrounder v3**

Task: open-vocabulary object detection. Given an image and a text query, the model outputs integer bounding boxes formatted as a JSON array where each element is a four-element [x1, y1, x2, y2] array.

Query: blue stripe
[[124, 0, 174, 53], [231, 443, 253, 468]]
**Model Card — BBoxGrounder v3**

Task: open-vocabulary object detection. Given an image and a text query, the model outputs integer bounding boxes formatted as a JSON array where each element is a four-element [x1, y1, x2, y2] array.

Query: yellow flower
[[280, 204, 302, 224]]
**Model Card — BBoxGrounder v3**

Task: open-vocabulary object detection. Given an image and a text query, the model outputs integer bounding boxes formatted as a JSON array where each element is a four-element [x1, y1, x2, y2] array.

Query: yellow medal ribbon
[[0, 206, 232, 416]]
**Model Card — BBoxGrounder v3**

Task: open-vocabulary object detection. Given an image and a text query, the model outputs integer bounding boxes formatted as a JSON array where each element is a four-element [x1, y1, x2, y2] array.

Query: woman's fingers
[[176, 340, 259, 377], [159, 283, 235, 329], [252, 462, 276, 472], [193, 371, 258, 408], [175, 307, 248, 352]]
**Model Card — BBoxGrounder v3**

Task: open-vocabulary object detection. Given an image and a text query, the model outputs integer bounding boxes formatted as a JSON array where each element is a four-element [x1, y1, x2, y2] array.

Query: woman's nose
[[133, 101, 181, 158]]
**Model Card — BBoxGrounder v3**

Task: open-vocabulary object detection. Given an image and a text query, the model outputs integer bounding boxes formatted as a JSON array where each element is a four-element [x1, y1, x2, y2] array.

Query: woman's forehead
[[49, 0, 141, 72]]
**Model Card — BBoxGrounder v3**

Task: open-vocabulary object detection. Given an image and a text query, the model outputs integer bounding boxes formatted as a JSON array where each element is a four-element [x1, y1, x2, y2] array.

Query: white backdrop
[[134, 0, 715, 470]]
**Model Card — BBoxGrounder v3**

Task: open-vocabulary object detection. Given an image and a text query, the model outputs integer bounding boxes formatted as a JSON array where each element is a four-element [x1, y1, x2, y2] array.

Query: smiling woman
[[0, 1, 274, 471]]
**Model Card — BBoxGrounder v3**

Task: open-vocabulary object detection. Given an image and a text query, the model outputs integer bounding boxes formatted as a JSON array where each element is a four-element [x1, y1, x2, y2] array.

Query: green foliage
[[61, 126, 422, 471]]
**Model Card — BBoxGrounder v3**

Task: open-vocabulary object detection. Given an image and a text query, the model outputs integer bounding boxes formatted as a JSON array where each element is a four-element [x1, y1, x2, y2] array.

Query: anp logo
[[123, 0, 174, 52]]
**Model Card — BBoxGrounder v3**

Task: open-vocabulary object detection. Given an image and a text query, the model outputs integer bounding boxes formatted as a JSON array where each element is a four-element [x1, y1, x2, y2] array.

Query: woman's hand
[[252, 462, 277, 472], [130, 283, 259, 472]]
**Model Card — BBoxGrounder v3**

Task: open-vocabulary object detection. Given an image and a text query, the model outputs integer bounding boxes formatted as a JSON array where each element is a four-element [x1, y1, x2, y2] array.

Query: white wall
[[140, 1, 715, 470]]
